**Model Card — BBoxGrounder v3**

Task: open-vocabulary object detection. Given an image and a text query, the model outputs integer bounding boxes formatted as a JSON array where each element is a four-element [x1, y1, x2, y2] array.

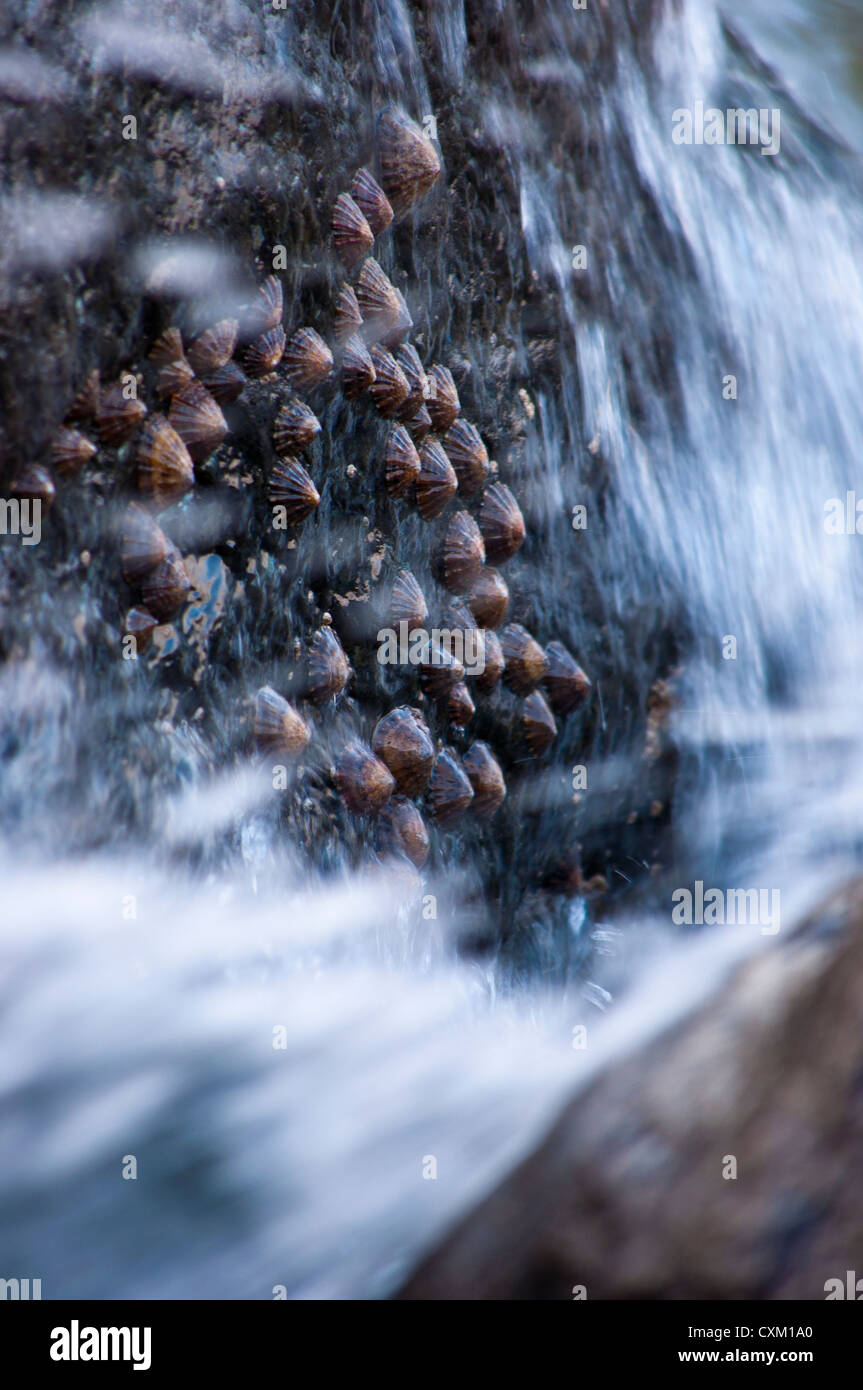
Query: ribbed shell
[[474, 630, 504, 693], [341, 334, 376, 399], [335, 740, 396, 816], [351, 167, 394, 237], [427, 749, 474, 827], [10, 465, 55, 508], [442, 510, 485, 592], [331, 192, 374, 269], [372, 706, 435, 796], [406, 405, 432, 444], [500, 623, 547, 694], [379, 288, 413, 350], [95, 384, 148, 446], [273, 397, 321, 455], [444, 419, 490, 497], [463, 742, 506, 818], [464, 567, 509, 629], [136, 416, 195, 508], [479, 483, 525, 563], [447, 681, 475, 728], [391, 569, 428, 633], [269, 457, 320, 524], [395, 343, 428, 420], [49, 427, 96, 478], [307, 627, 351, 703], [544, 641, 592, 716], [333, 283, 363, 344], [523, 690, 557, 755], [377, 106, 442, 219], [64, 369, 100, 423], [253, 686, 310, 758], [377, 796, 429, 869], [356, 257, 401, 332], [121, 503, 168, 585], [200, 361, 246, 405], [425, 365, 460, 434], [186, 319, 238, 375], [385, 424, 420, 498], [252, 275, 283, 333], [283, 327, 333, 393], [416, 439, 457, 520], [149, 328, 194, 399], [419, 640, 464, 697], [124, 605, 158, 651], [244, 325, 286, 378], [368, 346, 409, 416], [168, 381, 227, 461], [140, 543, 191, 622]]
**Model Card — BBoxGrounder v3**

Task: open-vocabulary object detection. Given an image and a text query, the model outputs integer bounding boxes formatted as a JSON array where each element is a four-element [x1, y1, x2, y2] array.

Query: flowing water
[[3, 0, 863, 1296]]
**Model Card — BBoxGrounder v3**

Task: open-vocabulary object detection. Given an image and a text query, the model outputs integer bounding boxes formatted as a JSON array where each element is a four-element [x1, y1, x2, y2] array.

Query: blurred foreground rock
[[398, 882, 863, 1299]]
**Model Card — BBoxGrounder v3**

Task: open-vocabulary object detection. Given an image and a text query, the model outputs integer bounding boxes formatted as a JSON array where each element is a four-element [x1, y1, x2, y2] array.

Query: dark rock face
[[398, 880, 863, 1299], [0, 0, 677, 975]]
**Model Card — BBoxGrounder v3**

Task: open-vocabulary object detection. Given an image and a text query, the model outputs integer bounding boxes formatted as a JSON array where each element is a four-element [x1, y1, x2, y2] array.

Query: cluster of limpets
[[42, 106, 592, 876]]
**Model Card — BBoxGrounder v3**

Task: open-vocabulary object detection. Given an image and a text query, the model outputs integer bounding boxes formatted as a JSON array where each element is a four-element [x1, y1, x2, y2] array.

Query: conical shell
[[95, 383, 148, 446], [168, 381, 227, 461], [356, 257, 401, 333], [201, 361, 247, 405], [395, 343, 428, 421], [544, 641, 592, 716], [335, 739, 395, 817], [149, 328, 194, 399], [333, 283, 363, 344], [464, 566, 509, 629], [522, 690, 557, 755], [124, 605, 158, 652], [341, 334, 376, 399], [186, 319, 239, 375], [49, 426, 96, 478], [10, 465, 55, 509], [368, 345, 409, 416], [384, 424, 420, 498], [244, 325, 286, 378], [474, 628, 505, 693], [425, 365, 460, 434], [332, 192, 374, 270], [416, 438, 457, 520], [64, 369, 100, 423], [379, 288, 413, 350], [121, 502, 169, 585], [418, 639, 464, 697], [250, 275, 283, 333], [269, 457, 320, 524], [283, 327, 333, 393], [406, 404, 432, 444], [136, 415, 195, 507], [273, 397, 321, 455], [376, 106, 442, 219], [444, 418, 490, 497], [500, 623, 547, 694], [372, 706, 434, 796], [253, 685, 310, 758], [377, 796, 429, 868], [391, 569, 428, 633], [479, 483, 525, 563], [351, 167, 394, 237], [463, 741, 506, 817], [427, 748, 474, 827], [442, 510, 485, 591], [447, 681, 475, 728], [307, 626, 351, 703], [140, 542, 191, 621]]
